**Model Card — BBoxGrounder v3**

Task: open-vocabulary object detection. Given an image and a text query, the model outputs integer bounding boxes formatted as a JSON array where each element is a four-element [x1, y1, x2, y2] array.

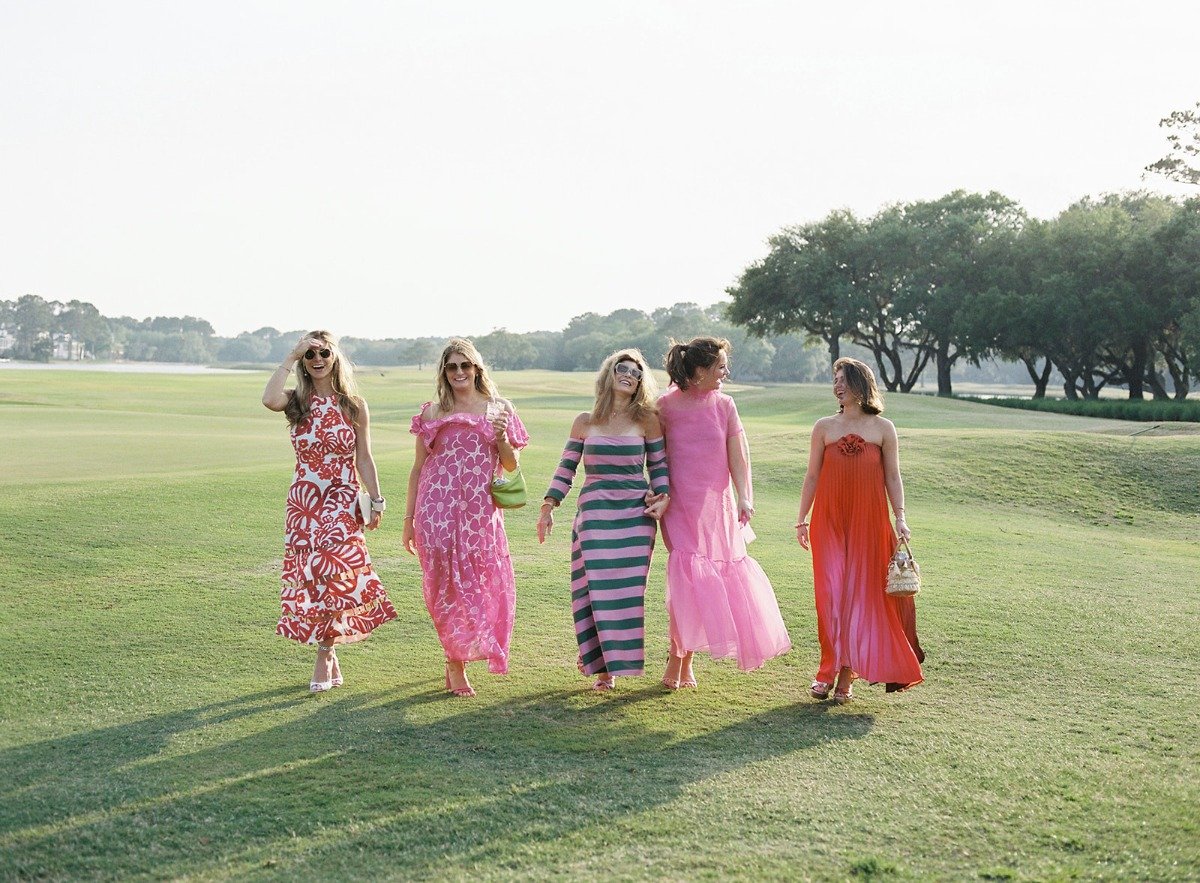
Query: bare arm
[[727, 430, 754, 524], [353, 400, 383, 531], [795, 421, 828, 550], [262, 335, 320, 411], [402, 408, 433, 555], [880, 419, 910, 541], [492, 398, 520, 473]]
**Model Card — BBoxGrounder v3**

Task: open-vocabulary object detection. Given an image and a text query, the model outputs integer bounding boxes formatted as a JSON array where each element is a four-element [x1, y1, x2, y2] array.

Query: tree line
[[0, 296, 847, 383], [726, 190, 1200, 400]]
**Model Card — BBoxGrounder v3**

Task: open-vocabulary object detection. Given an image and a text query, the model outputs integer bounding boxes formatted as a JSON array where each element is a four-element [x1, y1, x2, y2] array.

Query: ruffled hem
[[277, 594, 397, 645], [665, 552, 791, 671]]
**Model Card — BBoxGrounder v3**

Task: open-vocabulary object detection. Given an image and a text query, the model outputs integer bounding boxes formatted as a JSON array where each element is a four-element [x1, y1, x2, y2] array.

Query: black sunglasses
[[444, 361, 475, 373], [303, 348, 332, 360]]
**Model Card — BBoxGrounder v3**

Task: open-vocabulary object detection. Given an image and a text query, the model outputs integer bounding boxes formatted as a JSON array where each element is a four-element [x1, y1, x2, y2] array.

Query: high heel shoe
[[661, 654, 681, 690], [310, 644, 335, 693], [330, 650, 343, 688], [445, 663, 476, 698], [810, 680, 832, 700], [833, 667, 855, 704]]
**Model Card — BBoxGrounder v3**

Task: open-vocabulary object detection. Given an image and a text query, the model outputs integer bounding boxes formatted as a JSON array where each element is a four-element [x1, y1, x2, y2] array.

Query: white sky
[[3, 1, 1198, 339]]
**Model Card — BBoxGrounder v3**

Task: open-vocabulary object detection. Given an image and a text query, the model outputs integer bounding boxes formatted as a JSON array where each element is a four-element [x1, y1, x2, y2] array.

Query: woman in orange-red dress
[[794, 357, 923, 703]]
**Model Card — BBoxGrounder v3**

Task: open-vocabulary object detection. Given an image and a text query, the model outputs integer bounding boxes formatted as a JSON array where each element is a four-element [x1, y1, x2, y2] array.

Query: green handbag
[[491, 466, 527, 509]]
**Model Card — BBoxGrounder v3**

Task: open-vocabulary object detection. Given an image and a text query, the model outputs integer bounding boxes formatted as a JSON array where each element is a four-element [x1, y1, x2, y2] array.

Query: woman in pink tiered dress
[[653, 337, 791, 688], [403, 338, 529, 697], [795, 357, 923, 704], [262, 331, 396, 693]]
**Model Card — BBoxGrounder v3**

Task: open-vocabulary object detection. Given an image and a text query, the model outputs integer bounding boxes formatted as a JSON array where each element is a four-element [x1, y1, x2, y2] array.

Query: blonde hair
[[434, 337, 499, 412], [592, 349, 659, 424], [833, 356, 884, 415], [284, 330, 362, 427], [664, 336, 730, 389]]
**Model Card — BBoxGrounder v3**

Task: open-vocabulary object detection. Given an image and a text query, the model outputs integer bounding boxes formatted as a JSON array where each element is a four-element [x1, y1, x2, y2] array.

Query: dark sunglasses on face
[[444, 361, 475, 373], [614, 362, 643, 380], [303, 348, 332, 360]]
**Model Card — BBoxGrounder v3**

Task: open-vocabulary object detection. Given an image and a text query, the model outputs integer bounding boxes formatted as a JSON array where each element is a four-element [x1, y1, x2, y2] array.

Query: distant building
[[52, 332, 88, 360], [0, 325, 15, 355]]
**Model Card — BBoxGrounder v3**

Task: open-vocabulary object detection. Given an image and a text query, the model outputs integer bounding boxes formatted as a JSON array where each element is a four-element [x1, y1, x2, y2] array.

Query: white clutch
[[358, 491, 373, 525]]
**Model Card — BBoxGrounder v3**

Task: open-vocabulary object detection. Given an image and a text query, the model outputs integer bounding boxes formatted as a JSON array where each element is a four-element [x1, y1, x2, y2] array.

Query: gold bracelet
[[794, 522, 809, 529], [403, 515, 415, 521]]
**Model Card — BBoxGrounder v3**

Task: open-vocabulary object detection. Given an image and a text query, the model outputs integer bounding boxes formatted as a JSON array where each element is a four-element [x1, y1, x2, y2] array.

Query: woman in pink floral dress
[[403, 338, 529, 697], [262, 331, 396, 693]]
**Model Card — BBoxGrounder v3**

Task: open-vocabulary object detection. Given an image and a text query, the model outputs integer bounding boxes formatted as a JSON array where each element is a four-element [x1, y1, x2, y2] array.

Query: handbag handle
[[894, 537, 915, 560]]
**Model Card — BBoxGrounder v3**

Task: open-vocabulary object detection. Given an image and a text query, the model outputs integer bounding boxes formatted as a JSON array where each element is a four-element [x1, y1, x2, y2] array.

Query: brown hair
[[284, 330, 362, 427], [663, 336, 730, 390], [592, 349, 659, 424], [833, 356, 884, 415], [434, 337, 500, 412]]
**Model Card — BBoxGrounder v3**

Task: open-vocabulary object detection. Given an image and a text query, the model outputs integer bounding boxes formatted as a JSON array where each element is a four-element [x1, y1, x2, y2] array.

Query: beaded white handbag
[[886, 539, 922, 597]]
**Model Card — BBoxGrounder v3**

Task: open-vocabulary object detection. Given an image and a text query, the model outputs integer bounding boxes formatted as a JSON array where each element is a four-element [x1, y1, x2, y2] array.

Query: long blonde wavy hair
[[434, 337, 500, 412], [284, 330, 362, 427], [592, 349, 659, 424]]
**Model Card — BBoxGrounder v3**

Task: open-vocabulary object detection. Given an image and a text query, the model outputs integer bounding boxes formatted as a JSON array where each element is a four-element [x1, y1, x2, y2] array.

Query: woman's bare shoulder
[[570, 411, 591, 437]]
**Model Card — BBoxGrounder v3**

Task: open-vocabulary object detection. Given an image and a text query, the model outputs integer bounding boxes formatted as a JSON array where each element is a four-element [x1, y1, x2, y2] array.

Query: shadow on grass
[[1, 680, 874, 877]]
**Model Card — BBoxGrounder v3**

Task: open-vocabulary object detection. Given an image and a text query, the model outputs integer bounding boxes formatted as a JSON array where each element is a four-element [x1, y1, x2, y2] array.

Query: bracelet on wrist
[[403, 515, 414, 521], [794, 522, 809, 529]]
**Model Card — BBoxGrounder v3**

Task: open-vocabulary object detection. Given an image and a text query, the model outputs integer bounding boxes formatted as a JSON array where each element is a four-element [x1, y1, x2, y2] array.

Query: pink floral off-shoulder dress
[[410, 404, 529, 673]]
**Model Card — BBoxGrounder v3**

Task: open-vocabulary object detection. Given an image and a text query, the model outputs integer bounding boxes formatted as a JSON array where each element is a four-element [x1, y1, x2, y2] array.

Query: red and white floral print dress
[[277, 394, 396, 645]]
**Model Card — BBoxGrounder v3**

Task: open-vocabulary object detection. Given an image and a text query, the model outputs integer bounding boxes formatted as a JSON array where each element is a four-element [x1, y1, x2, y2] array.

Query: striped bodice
[[546, 435, 669, 504]]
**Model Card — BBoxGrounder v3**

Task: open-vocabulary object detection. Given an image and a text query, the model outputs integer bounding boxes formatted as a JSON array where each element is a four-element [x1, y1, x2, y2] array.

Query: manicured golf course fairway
[[2, 367, 1197, 881]]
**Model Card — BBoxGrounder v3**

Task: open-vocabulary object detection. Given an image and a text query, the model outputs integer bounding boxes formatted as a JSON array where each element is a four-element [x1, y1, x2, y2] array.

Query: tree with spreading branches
[[1146, 102, 1200, 186]]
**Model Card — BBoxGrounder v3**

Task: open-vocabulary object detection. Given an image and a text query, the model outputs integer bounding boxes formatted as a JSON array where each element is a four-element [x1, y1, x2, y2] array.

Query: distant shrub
[[960, 396, 1200, 422]]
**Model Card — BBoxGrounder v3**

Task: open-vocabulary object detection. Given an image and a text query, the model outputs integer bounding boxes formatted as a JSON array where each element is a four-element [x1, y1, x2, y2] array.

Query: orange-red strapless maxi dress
[[810, 434, 923, 691]]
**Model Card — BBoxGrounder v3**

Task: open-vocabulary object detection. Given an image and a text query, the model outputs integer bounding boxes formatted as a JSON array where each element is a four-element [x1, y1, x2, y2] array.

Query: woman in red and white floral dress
[[262, 331, 396, 692]]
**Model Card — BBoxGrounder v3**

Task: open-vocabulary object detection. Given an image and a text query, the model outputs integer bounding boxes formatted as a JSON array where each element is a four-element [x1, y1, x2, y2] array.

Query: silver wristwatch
[[371, 496, 387, 512]]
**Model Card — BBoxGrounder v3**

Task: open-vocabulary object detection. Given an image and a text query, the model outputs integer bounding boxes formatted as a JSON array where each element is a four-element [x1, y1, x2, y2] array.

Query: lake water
[[0, 360, 249, 375]]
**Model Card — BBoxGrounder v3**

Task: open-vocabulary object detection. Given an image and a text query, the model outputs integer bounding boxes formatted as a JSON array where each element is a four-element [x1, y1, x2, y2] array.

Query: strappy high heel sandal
[[310, 644, 335, 693], [445, 662, 476, 698], [833, 667, 855, 704], [329, 649, 343, 688], [661, 654, 681, 690], [810, 680, 833, 701]]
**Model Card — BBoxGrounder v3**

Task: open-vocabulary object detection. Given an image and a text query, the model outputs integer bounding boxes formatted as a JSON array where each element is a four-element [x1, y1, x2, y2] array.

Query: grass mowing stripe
[[2, 368, 1197, 880]]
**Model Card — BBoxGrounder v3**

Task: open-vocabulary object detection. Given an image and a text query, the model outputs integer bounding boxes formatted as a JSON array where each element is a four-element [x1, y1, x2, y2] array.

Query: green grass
[[2, 369, 1198, 881], [959, 394, 1200, 423]]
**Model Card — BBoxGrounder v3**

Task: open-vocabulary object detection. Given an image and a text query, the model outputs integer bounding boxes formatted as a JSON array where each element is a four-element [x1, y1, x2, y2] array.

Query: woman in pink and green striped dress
[[537, 350, 670, 691]]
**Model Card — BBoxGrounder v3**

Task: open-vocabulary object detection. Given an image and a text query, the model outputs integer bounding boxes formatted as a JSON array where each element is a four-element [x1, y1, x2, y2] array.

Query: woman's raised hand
[[290, 335, 324, 361]]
